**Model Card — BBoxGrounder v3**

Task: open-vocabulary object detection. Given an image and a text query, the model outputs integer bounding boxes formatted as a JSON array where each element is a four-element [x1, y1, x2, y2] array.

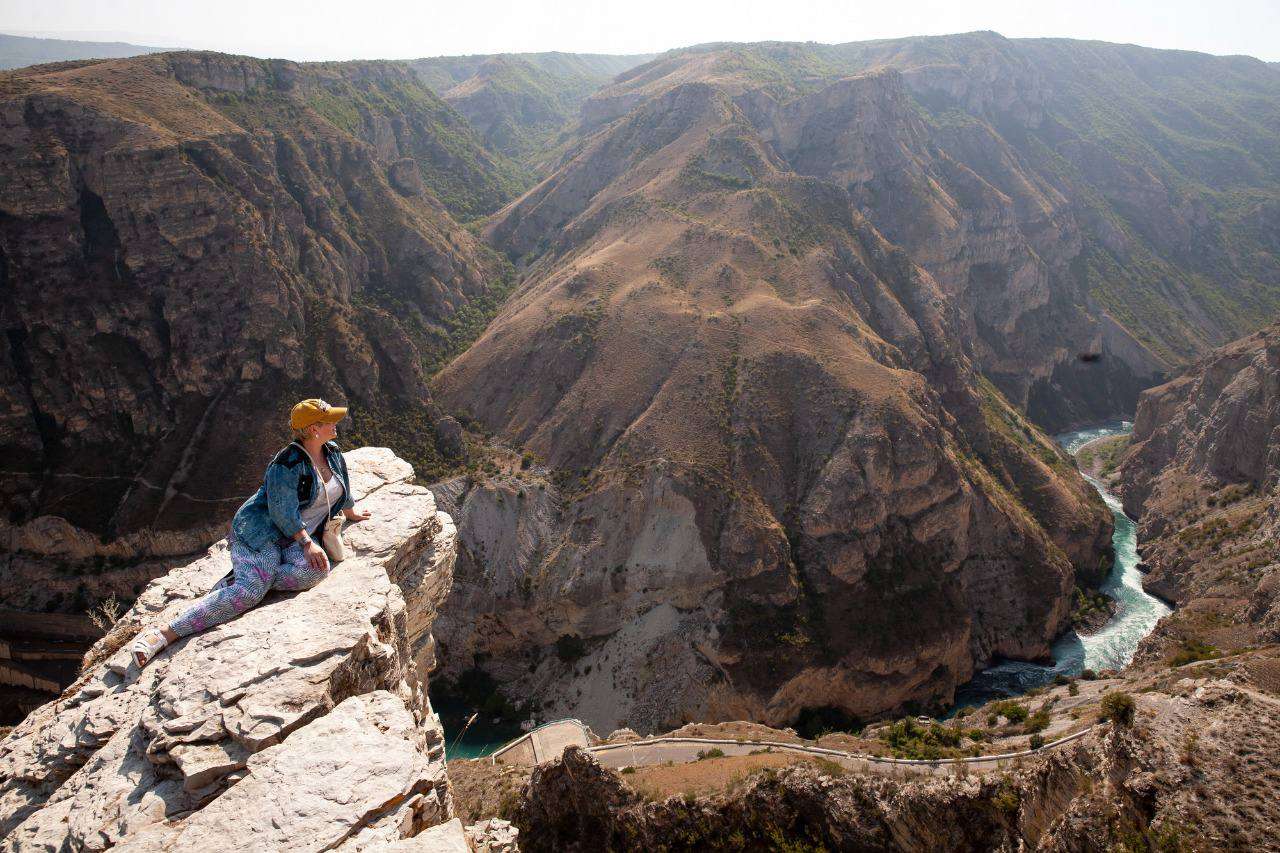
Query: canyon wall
[[0, 52, 509, 564], [433, 73, 1114, 732], [428, 34, 1280, 733], [1119, 323, 1280, 660]]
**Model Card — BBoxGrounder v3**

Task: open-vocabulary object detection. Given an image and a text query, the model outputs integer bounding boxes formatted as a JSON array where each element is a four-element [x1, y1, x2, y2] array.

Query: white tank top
[[299, 468, 344, 537]]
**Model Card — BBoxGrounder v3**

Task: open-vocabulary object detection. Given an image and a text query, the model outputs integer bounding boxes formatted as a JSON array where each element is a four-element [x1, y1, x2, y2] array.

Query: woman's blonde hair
[[291, 426, 311, 442]]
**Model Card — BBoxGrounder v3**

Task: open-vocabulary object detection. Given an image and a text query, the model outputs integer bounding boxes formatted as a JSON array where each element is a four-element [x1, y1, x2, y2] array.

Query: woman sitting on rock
[[130, 399, 372, 668]]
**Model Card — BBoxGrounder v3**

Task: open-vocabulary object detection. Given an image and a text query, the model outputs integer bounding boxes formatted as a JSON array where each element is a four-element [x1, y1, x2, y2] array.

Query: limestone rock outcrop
[[1118, 323, 1280, 658], [0, 448, 460, 850]]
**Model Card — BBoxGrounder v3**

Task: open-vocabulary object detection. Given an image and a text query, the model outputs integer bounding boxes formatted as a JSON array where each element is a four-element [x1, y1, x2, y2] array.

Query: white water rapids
[[953, 421, 1171, 706]]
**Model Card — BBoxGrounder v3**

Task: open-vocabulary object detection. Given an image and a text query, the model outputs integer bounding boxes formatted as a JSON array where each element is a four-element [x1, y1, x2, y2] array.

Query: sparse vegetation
[[555, 633, 587, 663], [1101, 691, 1136, 727], [1169, 638, 1221, 667], [87, 595, 122, 632], [882, 718, 979, 760], [993, 701, 1029, 724]]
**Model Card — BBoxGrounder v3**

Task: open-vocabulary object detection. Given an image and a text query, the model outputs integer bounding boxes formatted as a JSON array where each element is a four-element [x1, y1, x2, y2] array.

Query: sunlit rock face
[[0, 448, 461, 849]]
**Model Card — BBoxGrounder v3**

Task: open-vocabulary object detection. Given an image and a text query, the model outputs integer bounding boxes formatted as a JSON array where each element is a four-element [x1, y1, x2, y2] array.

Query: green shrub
[[882, 718, 973, 760], [1029, 734, 1046, 750], [1024, 710, 1051, 734], [696, 748, 726, 760], [1068, 682, 1080, 696], [1168, 638, 1219, 667], [1080, 668, 1098, 680], [994, 701, 1029, 723], [992, 782, 1020, 815], [814, 757, 847, 777], [1101, 691, 1136, 727]]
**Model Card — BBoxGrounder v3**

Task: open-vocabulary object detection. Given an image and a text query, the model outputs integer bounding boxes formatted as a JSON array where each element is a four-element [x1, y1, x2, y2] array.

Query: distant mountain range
[[0, 32, 170, 70]]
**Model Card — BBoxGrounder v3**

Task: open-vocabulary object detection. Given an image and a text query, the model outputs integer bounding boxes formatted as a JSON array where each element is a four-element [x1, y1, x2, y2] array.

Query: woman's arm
[[264, 460, 305, 540]]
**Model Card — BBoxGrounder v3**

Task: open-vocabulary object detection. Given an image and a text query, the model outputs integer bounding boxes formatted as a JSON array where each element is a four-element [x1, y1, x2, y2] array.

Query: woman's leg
[[273, 540, 329, 591], [168, 538, 275, 638]]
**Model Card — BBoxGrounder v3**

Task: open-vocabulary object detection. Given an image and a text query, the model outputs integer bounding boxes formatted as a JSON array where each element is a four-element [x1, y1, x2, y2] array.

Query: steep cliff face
[[432, 78, 1112, 732], [0, 448, 462, 849], [1118, 323, 1280, 660], [0, 52, 509, 565]]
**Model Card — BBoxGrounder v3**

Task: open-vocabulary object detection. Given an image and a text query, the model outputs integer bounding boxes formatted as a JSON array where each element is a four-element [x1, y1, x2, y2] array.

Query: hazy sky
[[3, 0, 1278, 62]]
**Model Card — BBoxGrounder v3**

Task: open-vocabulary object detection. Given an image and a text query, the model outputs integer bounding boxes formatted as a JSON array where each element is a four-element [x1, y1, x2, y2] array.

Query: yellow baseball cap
[[290, 398, 348, 430]]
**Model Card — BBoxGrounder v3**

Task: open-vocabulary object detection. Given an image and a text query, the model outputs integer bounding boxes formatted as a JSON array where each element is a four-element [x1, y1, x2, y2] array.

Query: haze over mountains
[[1, 30, 1278, 734], [0, 32, 169, 70]]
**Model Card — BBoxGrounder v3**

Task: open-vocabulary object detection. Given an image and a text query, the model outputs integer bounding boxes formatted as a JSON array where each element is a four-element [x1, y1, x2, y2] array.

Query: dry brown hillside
[[0, 51, 509, 569], [432, 78, 1112, 731]]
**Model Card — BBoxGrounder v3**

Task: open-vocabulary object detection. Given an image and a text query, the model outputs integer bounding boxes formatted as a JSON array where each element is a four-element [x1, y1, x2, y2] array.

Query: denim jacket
[[231, 441, 355, 552]]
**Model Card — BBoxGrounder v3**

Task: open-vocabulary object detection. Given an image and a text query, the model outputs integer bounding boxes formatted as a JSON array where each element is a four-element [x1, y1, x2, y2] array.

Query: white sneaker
[[129, 626, 170, 668]]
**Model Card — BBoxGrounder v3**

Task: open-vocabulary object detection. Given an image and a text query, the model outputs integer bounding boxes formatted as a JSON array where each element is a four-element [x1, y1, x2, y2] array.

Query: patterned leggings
[[169, 532, 328, 638]]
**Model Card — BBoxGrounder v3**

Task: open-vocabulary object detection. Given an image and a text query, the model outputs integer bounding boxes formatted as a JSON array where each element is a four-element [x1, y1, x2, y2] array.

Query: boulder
[[0, 448, 460, 851]]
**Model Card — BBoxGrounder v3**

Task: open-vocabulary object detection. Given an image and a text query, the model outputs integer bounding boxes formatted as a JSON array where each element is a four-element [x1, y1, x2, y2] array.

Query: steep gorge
[[2, 33, 1278, 744], [432, 75, 1114, 731], [428, 35, 1280, 733], [0, 52, 515, 595]]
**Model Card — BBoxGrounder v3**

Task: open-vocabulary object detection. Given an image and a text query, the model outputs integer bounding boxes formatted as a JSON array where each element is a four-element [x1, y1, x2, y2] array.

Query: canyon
[[0, 30, 1278, 785]]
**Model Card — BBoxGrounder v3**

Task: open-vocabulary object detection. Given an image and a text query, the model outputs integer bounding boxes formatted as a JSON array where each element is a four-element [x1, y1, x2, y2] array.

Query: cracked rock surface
[[0, 448, 459, 851]]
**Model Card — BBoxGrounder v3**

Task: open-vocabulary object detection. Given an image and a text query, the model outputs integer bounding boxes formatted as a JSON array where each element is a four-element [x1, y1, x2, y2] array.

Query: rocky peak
[[0, 448, 462, 849]]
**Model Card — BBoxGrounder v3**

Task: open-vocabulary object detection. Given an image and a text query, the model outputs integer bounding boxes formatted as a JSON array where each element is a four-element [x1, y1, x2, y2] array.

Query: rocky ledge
[[0, 448, 464, 851]]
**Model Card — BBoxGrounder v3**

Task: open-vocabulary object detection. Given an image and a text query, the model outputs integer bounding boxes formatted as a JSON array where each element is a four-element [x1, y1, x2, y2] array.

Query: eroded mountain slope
[[432, 78, 1112, 731], [0, 52, 509, 566], [1118, 322, 1280, 662], [582, 35, 1280, 427]]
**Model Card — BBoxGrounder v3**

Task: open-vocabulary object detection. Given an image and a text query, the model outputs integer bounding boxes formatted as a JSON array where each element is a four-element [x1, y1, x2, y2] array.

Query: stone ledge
[[0, 447, 461, 851]]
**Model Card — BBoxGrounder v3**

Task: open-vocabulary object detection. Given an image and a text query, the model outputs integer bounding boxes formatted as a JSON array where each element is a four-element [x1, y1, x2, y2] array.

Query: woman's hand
[[303, 539, 329, 572], [343, 507, 371, 522]]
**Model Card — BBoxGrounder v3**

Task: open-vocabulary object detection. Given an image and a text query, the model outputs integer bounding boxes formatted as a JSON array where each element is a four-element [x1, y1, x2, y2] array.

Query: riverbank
[[953, 422, 1169, 706], [1074, 433, 1130, 483]]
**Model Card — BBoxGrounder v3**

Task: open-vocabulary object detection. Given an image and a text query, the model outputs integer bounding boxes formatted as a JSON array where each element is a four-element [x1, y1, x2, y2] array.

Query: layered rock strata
[[428, 33, 1280, 736], [1119, 322, 1280, 659], [433, 75, 1113, 732], [0, 51, 507, 559], [0, 448, 460, 850]]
